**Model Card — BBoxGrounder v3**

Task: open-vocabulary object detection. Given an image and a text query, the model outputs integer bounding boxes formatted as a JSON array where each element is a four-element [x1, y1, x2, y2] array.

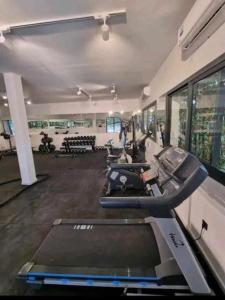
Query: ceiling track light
[[76, 86, 92, 100], [0, 10, 126, 42]]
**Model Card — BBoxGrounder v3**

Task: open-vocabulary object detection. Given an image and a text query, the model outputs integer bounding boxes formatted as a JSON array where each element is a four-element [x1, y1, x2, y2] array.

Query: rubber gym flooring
[[0, 152, 149, 296]]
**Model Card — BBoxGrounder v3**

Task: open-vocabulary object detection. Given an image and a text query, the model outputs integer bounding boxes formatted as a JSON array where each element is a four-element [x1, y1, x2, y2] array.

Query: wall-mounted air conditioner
[[178, 0, 225, 59]]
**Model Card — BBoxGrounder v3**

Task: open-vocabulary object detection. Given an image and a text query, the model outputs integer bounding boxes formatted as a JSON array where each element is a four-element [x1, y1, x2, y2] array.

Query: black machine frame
[[18, 146, 212, 295]]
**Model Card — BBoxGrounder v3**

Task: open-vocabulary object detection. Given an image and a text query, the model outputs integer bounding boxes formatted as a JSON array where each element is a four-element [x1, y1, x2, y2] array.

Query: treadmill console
[[153, 146, 203, 194], [101, 146, 208, 215]]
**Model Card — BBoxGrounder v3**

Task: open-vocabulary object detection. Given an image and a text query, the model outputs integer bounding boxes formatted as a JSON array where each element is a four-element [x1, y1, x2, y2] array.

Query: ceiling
[[0, 0, 195, 104]]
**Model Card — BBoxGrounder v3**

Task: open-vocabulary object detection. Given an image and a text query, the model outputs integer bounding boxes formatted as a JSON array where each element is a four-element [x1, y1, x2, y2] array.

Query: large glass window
[[96, 119, 106, 128], [191, 69, 225, 173], [28, 120, 48, 129], [156, 109, 166, 147], [49, 120, 68, 129], [142, 103, 157, 141], [2, 120, 14, 135], [74, 119, 93, 128], [106, 117, 121, 133], [143, 110, 148, 133], [170, 87, 188, 149], [147, 103, 157, 140]]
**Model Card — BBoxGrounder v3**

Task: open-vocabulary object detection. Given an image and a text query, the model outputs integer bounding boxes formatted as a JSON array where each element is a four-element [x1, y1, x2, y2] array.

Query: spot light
[[2, 95, 7, 100], [26, 100, 32, 105], [120, 110, 124, 115], [109, 111, 113, 116], [101, 15, 110, 41], [110, 84, 116, 94], [0, 31, 5, 43], [77, 87, 82, 96], [4, 103, 8, 107]]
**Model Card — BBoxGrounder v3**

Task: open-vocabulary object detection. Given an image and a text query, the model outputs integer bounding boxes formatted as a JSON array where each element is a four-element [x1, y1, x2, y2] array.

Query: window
[[156, 109, 166, 147], [170, 87, 188, 149], [167, 62, 225, 185], [142, 103, 157, 141], [133, 114, 142, 132], [96, 119, 106, 128], [106, 117, 121, 133], [74, 119, 93, 128], [2, 120, 14, 135], [191, 69, 225, 174], [147, 102, 157, 141], [49, 120, 68, 128], [143, 110, 148, 133], [28, 120, 48, 129]]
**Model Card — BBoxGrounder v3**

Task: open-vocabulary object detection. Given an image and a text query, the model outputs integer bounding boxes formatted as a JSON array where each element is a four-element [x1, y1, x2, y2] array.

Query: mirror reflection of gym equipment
[[0, 0, 225, 296]]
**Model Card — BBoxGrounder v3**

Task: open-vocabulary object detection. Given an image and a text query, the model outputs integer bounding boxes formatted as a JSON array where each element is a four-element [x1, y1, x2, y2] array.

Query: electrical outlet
[[202, 219, 208, 231]]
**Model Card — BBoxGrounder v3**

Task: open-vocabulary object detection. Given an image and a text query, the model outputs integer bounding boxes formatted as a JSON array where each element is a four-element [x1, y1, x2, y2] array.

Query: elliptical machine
[[39, 133, 56, 153]]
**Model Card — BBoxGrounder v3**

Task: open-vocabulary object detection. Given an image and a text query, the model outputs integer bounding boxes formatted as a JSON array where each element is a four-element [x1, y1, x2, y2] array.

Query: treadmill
[[18, 146, 212, 295]]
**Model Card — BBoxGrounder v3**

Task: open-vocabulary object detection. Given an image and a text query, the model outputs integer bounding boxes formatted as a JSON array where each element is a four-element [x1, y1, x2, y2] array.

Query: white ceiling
[[0, 0, 195, 104]]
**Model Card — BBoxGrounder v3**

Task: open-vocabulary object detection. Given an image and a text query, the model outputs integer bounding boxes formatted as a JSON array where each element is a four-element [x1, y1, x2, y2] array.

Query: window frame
[[166, 60, 225, 186], [168, 85, 189, 149], [142, 101, 157, 142]]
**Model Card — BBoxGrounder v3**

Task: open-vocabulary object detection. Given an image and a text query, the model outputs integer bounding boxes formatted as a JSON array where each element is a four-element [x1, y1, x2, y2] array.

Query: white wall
[[142, 20, 225, 107], [143, 11, 225, 292], [145, 138, 225, 292], [26, 99, 140, 117]]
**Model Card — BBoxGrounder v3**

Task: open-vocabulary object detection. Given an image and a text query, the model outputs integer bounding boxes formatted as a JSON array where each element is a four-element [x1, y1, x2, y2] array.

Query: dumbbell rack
[[55, 136, 96, 158]]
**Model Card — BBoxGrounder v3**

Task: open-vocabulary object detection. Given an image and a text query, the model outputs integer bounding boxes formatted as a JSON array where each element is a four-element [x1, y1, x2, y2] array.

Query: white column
[[3, 73, 37, 185]]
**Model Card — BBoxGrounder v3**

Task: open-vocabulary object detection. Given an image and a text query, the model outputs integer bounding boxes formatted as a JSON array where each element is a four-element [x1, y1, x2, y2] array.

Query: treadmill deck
[[19, 219, 161, 283]]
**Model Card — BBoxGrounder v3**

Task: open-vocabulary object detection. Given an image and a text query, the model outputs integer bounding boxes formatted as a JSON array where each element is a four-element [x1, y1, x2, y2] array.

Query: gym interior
[[0, 0, 225, 297]]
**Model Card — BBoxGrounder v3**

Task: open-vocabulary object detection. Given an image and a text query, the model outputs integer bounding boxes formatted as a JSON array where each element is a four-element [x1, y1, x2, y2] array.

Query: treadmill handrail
[[110, 163, 150, 169], [101, 165, 208, 216]]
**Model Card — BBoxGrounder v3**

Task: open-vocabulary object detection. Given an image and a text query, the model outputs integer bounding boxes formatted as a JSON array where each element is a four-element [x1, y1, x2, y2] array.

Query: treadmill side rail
[[152, 217, 212, 295], [18, 262, 34, 275]]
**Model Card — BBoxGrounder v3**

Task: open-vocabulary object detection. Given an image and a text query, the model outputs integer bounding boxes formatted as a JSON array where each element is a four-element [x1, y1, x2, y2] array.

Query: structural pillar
[[3, 73, 37, 185]]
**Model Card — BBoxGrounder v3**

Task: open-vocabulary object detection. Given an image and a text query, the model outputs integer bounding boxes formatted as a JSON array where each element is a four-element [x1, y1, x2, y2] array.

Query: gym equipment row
[[62, 141, 95, 146], [18, 146, 212, 296], [64, 136, 96, 141], [95, 146, 107, 151], [56, 136, 96, 158]]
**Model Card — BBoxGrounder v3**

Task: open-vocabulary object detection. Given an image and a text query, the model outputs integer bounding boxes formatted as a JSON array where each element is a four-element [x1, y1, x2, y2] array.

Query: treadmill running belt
[[30, 224, 160, 278]]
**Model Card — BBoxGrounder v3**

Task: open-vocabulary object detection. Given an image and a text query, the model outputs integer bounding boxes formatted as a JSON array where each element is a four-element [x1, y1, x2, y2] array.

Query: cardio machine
[[104, 131, 155, 195], [18, 146, 212, 295], [105, 139, 132, 164]]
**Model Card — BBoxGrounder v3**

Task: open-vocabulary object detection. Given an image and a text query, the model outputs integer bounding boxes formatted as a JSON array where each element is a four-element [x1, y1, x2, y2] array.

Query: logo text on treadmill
[[74, 225, 93, 230], [169, 233, 184, 248]]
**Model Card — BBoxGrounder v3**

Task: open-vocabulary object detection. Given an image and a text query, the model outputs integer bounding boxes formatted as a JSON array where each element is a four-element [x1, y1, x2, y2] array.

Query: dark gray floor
[[0, 152, 148, 296]]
